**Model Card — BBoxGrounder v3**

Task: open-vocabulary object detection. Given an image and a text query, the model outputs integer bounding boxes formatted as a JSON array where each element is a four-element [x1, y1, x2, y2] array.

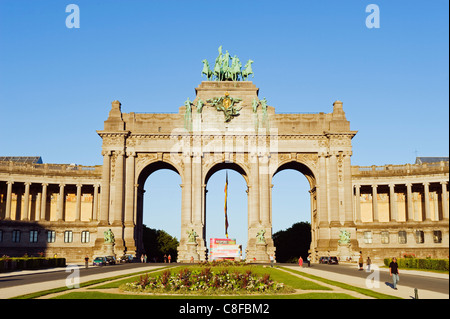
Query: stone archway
[[203, 161, 249, 258], [96, 81, 358, 263], [272, 160, 317, 259], [134, 159, 183, 257]]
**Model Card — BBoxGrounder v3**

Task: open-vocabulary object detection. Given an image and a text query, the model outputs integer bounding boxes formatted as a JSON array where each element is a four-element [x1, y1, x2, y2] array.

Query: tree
[[273, 222, 311, 263], [142, 225, 179, 262]]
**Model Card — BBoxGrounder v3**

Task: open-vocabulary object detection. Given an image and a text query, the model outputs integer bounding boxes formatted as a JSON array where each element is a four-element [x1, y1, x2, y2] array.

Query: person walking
[[144, 254, 148, 263], [366, 256, 371, 272], [358, 254, 364, 270], [389, 257, 400, 290], [270, 254, 274, 268], [164, 254, 167, 263], [307, 255, 311, 267], [84, 255, 89, 269], [140, 254, 144, 263], [168, 254, 172, 263], [298, 256, 303, 267]]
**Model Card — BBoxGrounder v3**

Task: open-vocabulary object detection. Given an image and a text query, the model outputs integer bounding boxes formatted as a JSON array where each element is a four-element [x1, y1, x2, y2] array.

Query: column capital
[[59, 183, 65, 188], [388, 183, 396, 188], [76, 183, 83, 188], [24, 181, 32, 186], [41, 182, 49, 187], [440, 181, 448, 186], [101, 150, 112, 156], [372, 184, 378, 189], [6, 180, 14, 185], [126, 151, 137, 157], [329, 151, 340, 157], [115, 150, 125, 156], [342, 150, 353, 157], [405, 182, 412, 187]]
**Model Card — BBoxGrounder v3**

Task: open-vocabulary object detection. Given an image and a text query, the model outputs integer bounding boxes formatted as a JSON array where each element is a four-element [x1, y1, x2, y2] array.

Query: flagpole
[[224, 171, 229, 238]]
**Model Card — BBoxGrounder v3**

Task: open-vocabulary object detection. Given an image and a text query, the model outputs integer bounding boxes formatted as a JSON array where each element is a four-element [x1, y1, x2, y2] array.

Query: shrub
[[384, 257, 448, 271], [0, 257, 66, 273]]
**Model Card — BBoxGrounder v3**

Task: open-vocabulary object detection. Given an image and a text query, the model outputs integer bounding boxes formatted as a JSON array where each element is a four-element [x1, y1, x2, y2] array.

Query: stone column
[[4, 181, 13, 220], [57, 183, 65, 221], [22, 182, 31, 221], [389, 184, 397, 222], [372, 184, 378, 222], [181, 153, 192, 226], [441, 181, 448, 220], [343, 152, 353, 225], [192, 152, 203, 228], [406, 183, 414, 221], [433, 190, 439, 221], [92, 184, 99, 221], [317, 153, 329, 226], [354, 184, 361, 223], [249, 153, 260, 227], [113, 150, 125, 225], [329, 153, 340, 225], [124, 152, 136, 255], [99, 150, 111, 225], [259, 154, 271, 227], [35, 191, 41, 222], [423, 182, 431, 221], [40, 183, 48, 221], [124, 152, 136, 225], [75, 183, 82, 221]]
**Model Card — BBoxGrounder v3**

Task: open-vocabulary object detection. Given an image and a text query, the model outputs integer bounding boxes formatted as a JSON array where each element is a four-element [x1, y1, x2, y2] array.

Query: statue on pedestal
[[256, 229, 266, 244], [187, 229, 198, 243], [338, 229, 351, 246], [104, 229, 115, 244]]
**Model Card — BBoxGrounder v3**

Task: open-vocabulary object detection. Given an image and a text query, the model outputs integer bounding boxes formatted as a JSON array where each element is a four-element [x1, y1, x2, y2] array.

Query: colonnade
[[354, 181, 449, 223], [0, 180, 101, 222]]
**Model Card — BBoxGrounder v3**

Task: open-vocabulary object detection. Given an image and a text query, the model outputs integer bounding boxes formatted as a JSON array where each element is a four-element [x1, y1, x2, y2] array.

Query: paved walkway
[[0, 264, 165, 299], [1, 263, 448, 299], [282, 263, 449, 299]]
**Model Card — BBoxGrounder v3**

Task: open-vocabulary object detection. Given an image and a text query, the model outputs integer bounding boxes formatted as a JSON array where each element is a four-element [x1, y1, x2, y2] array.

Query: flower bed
[[121, 267, 288, 295]]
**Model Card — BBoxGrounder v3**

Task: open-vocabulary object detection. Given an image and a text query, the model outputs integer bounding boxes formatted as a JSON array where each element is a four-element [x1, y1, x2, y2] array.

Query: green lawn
[[50, 265, 361, 299], [16, 264, 397, 299], [53, 291, 357, 299], [94, 265, 330, 291]]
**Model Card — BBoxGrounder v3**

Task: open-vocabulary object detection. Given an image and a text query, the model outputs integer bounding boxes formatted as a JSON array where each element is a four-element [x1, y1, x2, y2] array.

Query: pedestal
[[337, 244, 352, 261], [246, 242, 270, 263], [94, 242, 115, 259], [185, 242, 200, 262]]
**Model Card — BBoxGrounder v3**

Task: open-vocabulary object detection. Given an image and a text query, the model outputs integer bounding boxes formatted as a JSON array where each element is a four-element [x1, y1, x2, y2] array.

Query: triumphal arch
[[1, 47, 448, 263], [96, 48, 357, 262]]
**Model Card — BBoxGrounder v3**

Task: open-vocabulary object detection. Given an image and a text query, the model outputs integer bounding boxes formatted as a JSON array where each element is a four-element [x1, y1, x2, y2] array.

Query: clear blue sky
[[1, 1, 448, 256]]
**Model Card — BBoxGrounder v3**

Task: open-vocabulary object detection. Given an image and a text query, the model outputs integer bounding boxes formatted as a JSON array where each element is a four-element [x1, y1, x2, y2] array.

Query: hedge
[[384, 258, 449, 271], [0, 257, 66, 273]]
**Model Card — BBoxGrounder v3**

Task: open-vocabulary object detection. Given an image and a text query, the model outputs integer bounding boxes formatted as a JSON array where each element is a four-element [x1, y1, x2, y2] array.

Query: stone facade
[[0, 81, 448, 263]]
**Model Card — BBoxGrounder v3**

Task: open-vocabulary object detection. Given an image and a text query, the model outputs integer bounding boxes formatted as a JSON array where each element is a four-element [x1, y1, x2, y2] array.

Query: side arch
[[272, 160, 317, 189], [134, 159, 183, 257]]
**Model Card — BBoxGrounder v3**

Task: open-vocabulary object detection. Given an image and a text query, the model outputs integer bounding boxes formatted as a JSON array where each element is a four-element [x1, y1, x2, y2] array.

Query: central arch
[[204, 161, 249, 261]]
